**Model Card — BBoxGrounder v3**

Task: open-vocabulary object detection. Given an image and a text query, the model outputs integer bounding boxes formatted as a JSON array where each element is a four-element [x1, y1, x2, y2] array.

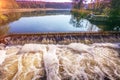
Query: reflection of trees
[[90, 20, 120, 31], [0, 12, 21, 26], [103, 22, 120, 31], [0, 24, 9, 36], [0, 10, 69, 26], [70, 11, 100, 31], [70, 14, 83, 27], [106, 21, 120, 31], [0, 12, 21, 36], [0, 0, 19, 9], [21, 10, 70, 17], [70, 11, 87, 27]]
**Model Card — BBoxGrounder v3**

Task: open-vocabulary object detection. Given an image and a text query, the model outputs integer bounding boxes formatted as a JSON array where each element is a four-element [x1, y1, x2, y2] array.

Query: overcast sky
[[16, 0, 91, 3], [44, 0, 71, 2], [16, 0, 71, 2]]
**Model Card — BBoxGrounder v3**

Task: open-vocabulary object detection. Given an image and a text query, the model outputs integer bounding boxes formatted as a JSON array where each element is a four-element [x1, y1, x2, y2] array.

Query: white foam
[[43, 45, 60, 80], [68, 43, 91, 52], [92, 43, 120, 48], [20, 44, 46, 53], [0, 50, 6, 65], [1, 43, 120, 80]]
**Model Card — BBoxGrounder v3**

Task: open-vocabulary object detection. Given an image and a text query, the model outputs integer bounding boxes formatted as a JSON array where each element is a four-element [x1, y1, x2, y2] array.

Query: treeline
[[45, 2, 72, 9], [0, 0, 19, 9], [17, 1, 72, 9], [0, 0, 72, 9], [72, 0, 120, 16]]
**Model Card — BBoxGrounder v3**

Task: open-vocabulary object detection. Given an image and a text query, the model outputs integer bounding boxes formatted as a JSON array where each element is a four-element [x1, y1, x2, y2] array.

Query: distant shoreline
[[0, 8, 71, 13]]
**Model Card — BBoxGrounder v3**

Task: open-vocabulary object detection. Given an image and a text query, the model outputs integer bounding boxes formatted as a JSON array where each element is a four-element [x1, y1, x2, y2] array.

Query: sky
[[44, 0, 71, 2], [16, 0, 71, 2], [17, 0, 92, 3]]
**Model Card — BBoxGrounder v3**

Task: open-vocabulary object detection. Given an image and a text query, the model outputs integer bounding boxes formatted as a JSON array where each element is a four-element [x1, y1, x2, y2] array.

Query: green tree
[[72, 0, 85, 9], [109, 0, 120, 21], [0, 0, 19, 9]]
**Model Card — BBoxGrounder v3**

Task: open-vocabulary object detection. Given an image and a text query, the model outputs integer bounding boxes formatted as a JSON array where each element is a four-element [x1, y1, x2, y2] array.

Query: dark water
[[0, 10, 120, 35]]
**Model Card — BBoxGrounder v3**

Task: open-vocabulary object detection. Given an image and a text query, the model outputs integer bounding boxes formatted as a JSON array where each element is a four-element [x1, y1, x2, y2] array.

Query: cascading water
[[0, 43, 120, 80]]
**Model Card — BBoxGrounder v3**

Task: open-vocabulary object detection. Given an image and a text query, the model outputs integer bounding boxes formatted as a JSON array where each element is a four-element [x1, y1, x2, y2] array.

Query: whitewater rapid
[[0, 43, 120, 80]]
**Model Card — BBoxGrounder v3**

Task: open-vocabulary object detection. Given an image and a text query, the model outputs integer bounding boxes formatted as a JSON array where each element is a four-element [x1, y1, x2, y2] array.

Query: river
[[0, 9, 120, 80], [0, 9, 119, 35]]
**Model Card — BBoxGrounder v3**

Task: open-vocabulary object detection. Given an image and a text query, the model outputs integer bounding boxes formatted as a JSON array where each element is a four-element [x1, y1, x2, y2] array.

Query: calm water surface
[[0, 10, 120, 34], [9, 15, 100, 33]]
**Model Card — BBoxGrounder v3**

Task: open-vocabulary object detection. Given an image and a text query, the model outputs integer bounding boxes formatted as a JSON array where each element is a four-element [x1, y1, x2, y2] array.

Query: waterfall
[[0, 43, 120, 80]]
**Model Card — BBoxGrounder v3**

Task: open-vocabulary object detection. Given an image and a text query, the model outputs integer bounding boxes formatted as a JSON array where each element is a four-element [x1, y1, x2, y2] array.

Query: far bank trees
[[0, 0, 19, 9]]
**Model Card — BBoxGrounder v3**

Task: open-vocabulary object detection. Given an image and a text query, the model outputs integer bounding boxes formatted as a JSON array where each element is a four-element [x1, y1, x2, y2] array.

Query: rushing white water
[[0, 50, 6, 65], [0, 43, 120, 80]]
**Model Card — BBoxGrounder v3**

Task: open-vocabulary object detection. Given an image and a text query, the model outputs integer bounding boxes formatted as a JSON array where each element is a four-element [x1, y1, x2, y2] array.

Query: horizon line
[[16, 0, 72, 3]]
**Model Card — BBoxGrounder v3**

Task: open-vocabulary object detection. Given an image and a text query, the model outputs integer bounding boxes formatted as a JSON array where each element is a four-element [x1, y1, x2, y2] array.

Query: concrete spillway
[[0, 32, 120, 80], [0, 32, 120, 45]]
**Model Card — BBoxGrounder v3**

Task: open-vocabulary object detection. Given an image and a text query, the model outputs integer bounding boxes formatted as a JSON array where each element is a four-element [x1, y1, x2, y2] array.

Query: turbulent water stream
[[0, 43, 120, 80]]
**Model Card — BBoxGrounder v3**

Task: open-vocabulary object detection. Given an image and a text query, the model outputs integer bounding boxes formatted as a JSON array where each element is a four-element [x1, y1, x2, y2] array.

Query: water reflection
[[70, 10, 120, 32], [21, 10, 70, 17], [0, 12, 21, 26], [90, 20, 120, 31], [0, 10, 119, 35], [0, 24, 9, 36], [70, 11, 100, 31], [8, 10, 101, 33], [70, 15, 101, 31], [0, 12, 21, 36]]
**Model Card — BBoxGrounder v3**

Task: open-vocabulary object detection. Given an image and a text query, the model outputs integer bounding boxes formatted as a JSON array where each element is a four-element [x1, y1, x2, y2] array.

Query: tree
[[110, 0, 120, 16], [0, 0, 19, 9], [72, 0, 84, 9], [109, 0, 120, 21]]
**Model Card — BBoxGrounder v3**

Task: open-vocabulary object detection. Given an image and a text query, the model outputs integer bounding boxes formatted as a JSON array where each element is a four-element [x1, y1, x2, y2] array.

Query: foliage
[[0, 14, 8, 21], [111, 0, 120, 9], [17, 2, 72, 9], [0, 12, 21, 26], [0, 25, 9, 36], [102, 7, 110, 16], [72, 0, 85, 9], [71, 9, 90, 18], [0, 0, 19, 9], [70, 9, 90, 27], [109, 0, 120, 22]]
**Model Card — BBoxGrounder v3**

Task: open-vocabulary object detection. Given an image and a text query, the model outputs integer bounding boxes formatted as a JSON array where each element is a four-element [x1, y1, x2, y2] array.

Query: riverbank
[[0, 43, 120, 80]]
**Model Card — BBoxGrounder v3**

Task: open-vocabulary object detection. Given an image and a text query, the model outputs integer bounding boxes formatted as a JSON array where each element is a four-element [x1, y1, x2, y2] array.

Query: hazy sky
[[17, 0, 91, 3], [44, 0, 71, 2], [16, 0, 71, 2]]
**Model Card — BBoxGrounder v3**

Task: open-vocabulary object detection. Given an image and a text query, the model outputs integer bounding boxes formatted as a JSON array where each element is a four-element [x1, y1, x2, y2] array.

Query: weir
[[0, 32, 120, 45]]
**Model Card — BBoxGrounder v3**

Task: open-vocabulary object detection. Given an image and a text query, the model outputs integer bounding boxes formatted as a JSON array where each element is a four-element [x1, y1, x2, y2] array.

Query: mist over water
[[0, 43, 120, 80]]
